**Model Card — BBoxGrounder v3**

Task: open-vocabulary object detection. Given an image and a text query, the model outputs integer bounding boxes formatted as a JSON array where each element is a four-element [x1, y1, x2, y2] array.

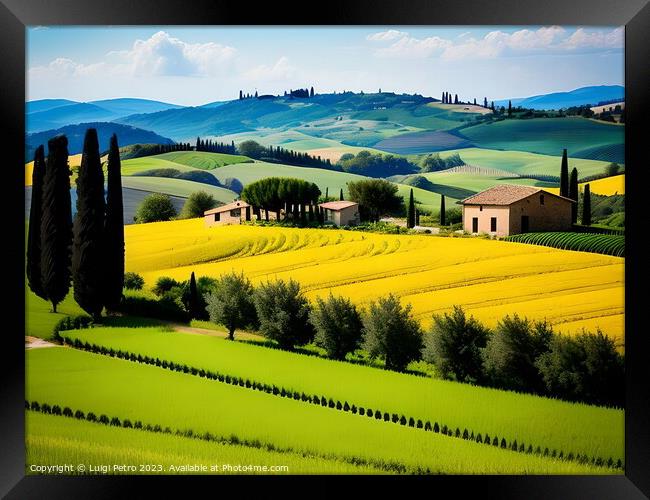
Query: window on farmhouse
[[491, 217, 497, 232], [540, 195, 545, 205], [230, 209, 241, 217]]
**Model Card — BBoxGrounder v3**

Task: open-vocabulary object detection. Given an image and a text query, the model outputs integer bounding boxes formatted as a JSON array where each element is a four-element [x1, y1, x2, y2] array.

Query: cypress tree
[[41, 135, 72, 313], [454, 94, 458, 104], [310, 86, 314, 97], [27, 145, 47, 299], [406, 189, 415, 228], [508, 100, 512, 117], [440, 194, 446, 226], [339, 188, 344, 201], [568, 167, 579, 224], [484, 97, 488, 108], [103, 133, 125, 311], [325, 187, 329, 200], [559, 149, 569, 197], [582, 184, 592, 226], [72, 128, 106, 321], [188, 271, 200, 318]]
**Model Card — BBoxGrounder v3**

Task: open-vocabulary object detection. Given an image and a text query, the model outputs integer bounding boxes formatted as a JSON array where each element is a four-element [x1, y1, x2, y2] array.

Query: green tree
[[187, 272, 201, 320], [362, 294, 423, 372], [440, 195, 446, 226], [73, 128, 106, 321], [103, 133, 125, 311], [339, 188, 344, 201], [508, 100, 512, 117], [40, 135, 73, 313], [483, 314, 553, 393], [605, 163, 621, 176], [347, 179, 403, 222], [237, 140, 266, 159], [422, 306, 489, 383], [582, 184, 592, 225], [310, 293, 363, 360], [180, 191, 218, 219], [135, 193, 177, 223], [559, 149, 569, 197], [568, 167, 579, 224], [253, 279, 313, 350], [406, 189, 415, 228], [27, 145, 47, 300], [123, 272, 144, 290]]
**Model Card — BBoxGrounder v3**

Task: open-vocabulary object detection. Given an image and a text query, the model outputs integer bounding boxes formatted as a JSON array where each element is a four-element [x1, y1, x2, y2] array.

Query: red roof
[[203, 200, 250, 215], [318, 201, 358, 211], [460, 184, 575, 206]]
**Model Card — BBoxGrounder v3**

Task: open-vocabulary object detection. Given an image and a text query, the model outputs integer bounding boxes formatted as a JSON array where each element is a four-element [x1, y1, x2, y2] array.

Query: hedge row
[[24, 400, 411, 474], [61, 335, 622, 470]]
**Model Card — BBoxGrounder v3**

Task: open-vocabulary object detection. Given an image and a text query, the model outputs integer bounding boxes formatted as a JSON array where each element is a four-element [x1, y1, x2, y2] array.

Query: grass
[[26, 412, 383, 474], [121, 177, 238, 202], [124, 220, 624, 343], [25, 347, 610, 474], [410, 171, 557, 197], [25, 290, 84, 340], [61, 326, 624, 463], [457, 118, 624, 164], [120, 156, 198, 176], [153, 151, 252, 170]]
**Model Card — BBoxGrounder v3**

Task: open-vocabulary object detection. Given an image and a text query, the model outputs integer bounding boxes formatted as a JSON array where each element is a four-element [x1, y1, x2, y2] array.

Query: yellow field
[[24, 154, 105, 187], [547, 174, 625, 196], [125, 220, 624, 345]]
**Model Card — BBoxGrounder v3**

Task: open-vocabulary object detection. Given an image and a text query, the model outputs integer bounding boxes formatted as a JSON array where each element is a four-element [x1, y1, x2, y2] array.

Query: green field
[[26, 412, 383, 474], [61, 326, 624, 463], [26, 347, 610, 474], [457, 118, 624, 163], [414, 171, 557, 197], [352, 102, 484, 131], [153, 151, 252, 170], [120, 157, 198, 176], [121, 177, 238, 202]]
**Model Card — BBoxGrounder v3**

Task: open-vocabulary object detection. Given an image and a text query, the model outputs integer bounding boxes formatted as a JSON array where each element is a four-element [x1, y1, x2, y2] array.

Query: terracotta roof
[[204, 200, 250, 215], [318, 201, 358, 211], [459, 185, 575, 206]]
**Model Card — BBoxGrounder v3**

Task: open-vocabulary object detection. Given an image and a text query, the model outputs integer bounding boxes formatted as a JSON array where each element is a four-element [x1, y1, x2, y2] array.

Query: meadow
[[26, 412, 382, 474], [124, 221, 625, 343], [25, 347, 612, 474], [121, 177, 238, 202], [61, 326, 624, 462]]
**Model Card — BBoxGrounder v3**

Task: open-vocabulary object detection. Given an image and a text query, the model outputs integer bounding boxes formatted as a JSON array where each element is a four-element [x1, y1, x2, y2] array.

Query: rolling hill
[[494, 86, 624, 110], [25, 122, 174, 160]]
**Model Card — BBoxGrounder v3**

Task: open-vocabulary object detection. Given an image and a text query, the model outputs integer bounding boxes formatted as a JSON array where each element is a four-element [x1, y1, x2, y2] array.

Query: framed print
[[2, 0, 649, 497]]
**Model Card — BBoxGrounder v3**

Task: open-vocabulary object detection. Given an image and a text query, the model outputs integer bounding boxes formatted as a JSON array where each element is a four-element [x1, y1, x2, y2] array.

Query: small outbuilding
[[318, 200, 360, 227], [459, 185, 575, 237], [204, 200, 251, 227]]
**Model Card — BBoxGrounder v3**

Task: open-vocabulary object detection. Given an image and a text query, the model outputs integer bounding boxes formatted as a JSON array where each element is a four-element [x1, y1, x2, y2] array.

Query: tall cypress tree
[[508, 100, 512, 117], [188, 272, 200, 319], [103, 134, 125, 311], [568, 167, 579, 224], [325, 187, 329, 200], [559, 149, 569, 197], [27, 145, 47, 300], [40, 135, 72, 313], [440, 195, 446, 226], [407, 189, 415, 228], [339, 188, 344, 201], [582, 184, 592, 226], [72, 129, 105, 321]]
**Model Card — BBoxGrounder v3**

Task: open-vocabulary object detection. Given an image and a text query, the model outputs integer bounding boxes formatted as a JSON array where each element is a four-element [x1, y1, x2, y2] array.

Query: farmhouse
[[204, 200, 251, 227], [319, 201, 360, 227], [459, 185, 574, 237]]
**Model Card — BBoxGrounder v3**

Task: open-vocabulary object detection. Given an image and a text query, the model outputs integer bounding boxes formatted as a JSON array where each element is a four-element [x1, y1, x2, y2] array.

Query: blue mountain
[[495, 85, 624, 110]]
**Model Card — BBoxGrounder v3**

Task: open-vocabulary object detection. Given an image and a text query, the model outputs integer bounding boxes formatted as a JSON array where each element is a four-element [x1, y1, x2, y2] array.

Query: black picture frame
[[2, 1, 648, 497]]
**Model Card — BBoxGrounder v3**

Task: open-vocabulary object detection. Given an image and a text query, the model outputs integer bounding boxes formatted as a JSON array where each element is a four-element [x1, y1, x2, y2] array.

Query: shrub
[[110, 417, 121, 427], [114, 295, 189, 323], [30, 401, 40, 411], [422, 306, 489, 383], [52, 314, 93, 339], [86, 412, 97, 422], [134, 193, 177, 223], [310, 293, 363, 360], [253, 279, 314, 350], [52, 405, 62, 415], [74, 410, 85, 419], [62, 407, 73, 417], [98, 414, 109, 424], [180, 191, 218, 219], [362, 294, 423, 372], [152, 276, 181, 297], [123, 272, 145, 290], [205, 271, 257, 340]]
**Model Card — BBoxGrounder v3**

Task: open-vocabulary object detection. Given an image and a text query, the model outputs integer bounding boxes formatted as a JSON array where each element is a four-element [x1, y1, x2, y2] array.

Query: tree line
[[559, 148, 593, 225], [195, 137, 237, 155], [27, 129, 125, 320], [143, 268, 622, 408]]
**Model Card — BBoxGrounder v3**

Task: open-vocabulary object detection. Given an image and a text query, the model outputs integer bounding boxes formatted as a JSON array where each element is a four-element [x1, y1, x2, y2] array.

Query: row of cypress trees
[[27, 129, 125, 320], [559, 148, 591, 225]]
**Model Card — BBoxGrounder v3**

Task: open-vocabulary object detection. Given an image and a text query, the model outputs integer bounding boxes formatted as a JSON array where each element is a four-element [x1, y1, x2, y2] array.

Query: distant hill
[[26, 98, 183, 133], [25, 122, 174, 160], [495, 86, 624, 110]]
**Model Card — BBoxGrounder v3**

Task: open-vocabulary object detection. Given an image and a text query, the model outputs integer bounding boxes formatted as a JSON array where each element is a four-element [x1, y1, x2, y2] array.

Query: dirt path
[[172, 325, 264, 341], [25, 336, 58, 349]]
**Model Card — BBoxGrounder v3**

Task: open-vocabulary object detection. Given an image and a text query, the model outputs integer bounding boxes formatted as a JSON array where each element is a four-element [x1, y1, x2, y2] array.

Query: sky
[[27, 26, 624, 106]]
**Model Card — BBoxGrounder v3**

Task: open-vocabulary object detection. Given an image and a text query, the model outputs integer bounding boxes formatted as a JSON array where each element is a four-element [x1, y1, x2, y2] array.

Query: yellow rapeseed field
[[547, 174, 625, 196], [25, 154, 99, 187], [125, 220, 624, 345]]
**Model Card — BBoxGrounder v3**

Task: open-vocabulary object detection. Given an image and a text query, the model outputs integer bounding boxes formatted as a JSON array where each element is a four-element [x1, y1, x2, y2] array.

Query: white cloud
[[366, 29, 408, 42], [369, 26, 622, 60], [243, 56, 297, 81], [28, 57, 110, 78]]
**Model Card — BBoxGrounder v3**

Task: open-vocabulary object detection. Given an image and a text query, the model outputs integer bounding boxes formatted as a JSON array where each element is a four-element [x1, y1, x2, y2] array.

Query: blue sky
[[27, 26, 624, 105]]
